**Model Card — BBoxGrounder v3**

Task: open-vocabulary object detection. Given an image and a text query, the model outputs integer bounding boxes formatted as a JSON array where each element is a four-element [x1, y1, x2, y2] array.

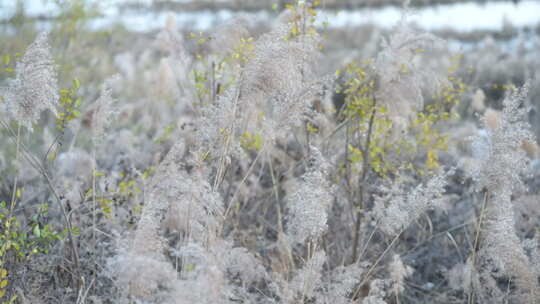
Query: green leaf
[[72, 78, 80, 90], [71, 227, 80, 235], [33, 225, 41, 238]]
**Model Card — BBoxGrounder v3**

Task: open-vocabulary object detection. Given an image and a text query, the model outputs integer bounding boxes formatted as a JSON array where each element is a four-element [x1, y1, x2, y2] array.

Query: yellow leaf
[[48, 152, 57, 161], [426, 150, 440, 169], [0, 279, 8, 288], [0, 269, 6, 278], [306, 122, 319, 133]]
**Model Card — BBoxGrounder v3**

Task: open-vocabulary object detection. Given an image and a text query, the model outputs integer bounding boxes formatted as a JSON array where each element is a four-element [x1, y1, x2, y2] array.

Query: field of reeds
[[0, 0, 539, 303]]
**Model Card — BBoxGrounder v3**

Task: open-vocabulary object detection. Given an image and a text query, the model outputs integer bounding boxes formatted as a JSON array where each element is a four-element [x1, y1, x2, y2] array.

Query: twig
[[353, 229, 403, 300], [351, 97, 378, 263], [224, 142, 266, 219], [467, 191, 489, 304]]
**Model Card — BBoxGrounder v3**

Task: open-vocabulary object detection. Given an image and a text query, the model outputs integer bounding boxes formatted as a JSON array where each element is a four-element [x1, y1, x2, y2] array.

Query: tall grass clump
[[2, 32, 58, 131], [467, 83, 539, 303]]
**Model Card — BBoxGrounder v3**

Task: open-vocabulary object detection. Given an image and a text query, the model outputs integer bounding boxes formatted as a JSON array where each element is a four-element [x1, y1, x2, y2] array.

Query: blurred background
[[2, 0, 539, 33], [1, 0, 540, 134]]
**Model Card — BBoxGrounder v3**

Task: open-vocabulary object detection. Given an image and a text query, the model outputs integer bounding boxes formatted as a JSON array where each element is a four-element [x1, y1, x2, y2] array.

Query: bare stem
[[9, 124, 21, 216], [351, 97, 378, 263], [467, 191, 489, 304]]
